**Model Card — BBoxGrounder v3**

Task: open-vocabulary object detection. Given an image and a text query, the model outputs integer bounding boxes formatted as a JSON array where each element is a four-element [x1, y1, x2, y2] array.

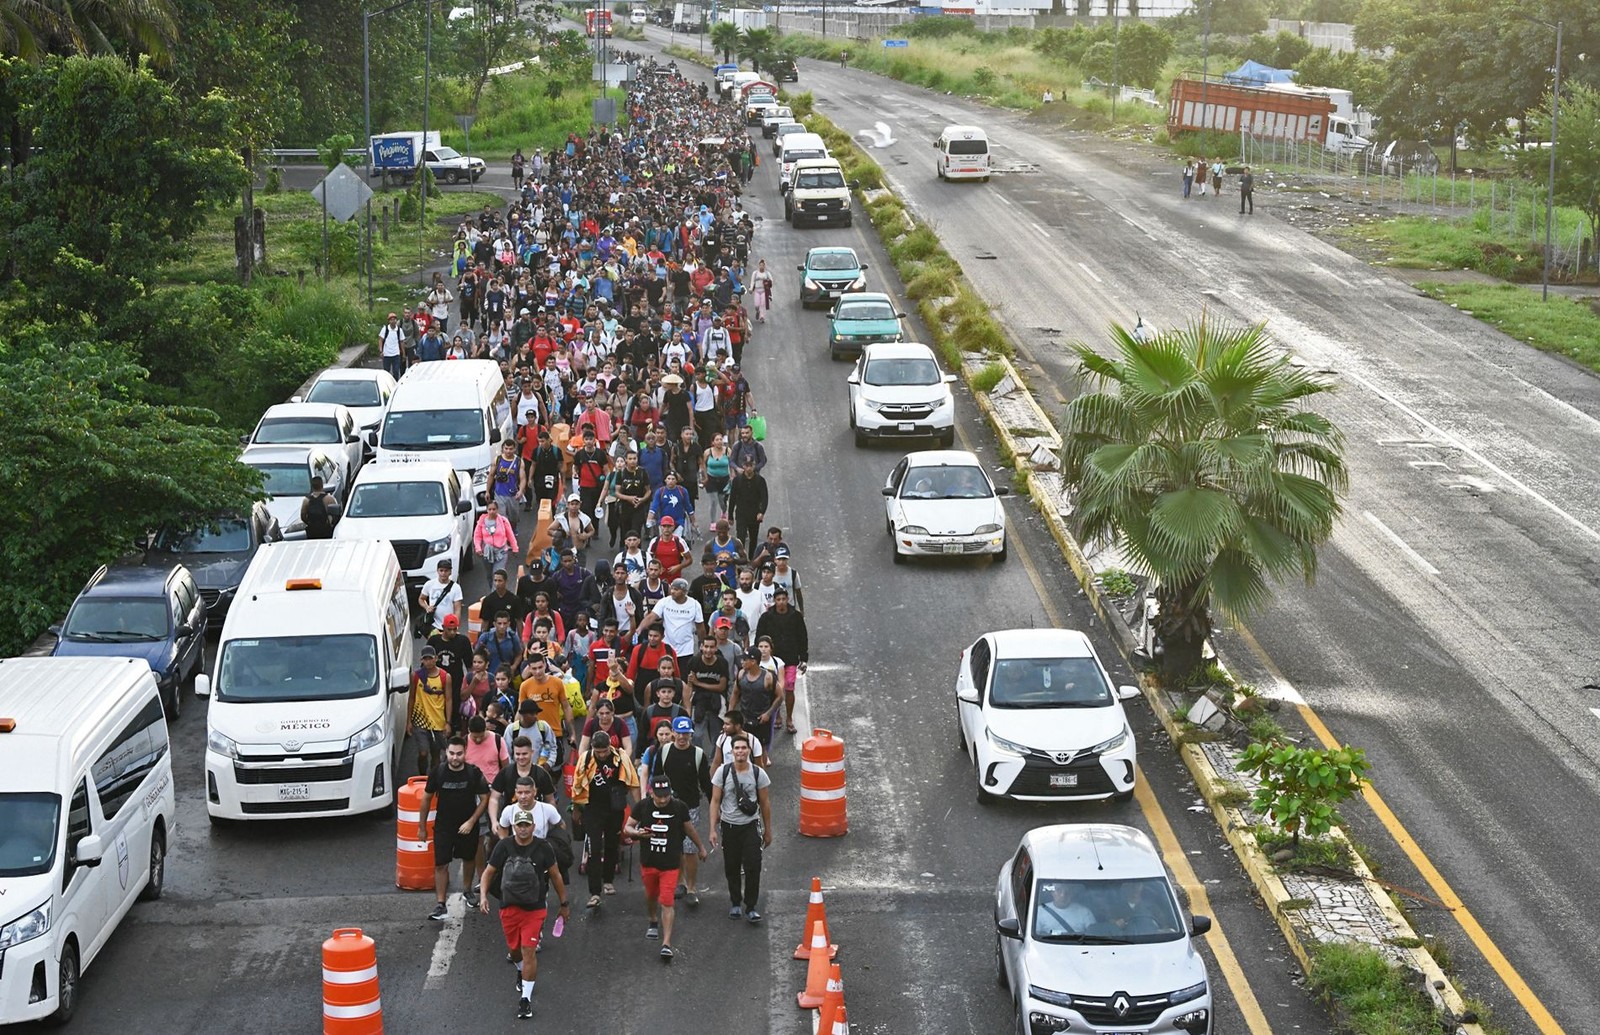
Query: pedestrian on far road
[[708, 734, 772, 923], [478, 808, 568, 1021], [428, 271, 456, 334], [1239, 166, 1254, 214], [624, 775, 708, 961], [378, 312, 407, 380], [1211, 157, 1224, 196], [1181, 159, 1195, 199]]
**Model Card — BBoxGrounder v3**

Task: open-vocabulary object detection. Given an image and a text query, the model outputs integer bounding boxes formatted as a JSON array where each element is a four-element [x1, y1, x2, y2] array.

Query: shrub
[[970, 361, 1007, 393], [973, 66, 998, 91], [890, 225, 942, 264], [1238, 742, 1370, 847]]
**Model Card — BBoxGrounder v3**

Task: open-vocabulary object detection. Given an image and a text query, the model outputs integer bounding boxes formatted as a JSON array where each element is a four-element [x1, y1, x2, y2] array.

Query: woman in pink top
[[473, 499, 520, 573]]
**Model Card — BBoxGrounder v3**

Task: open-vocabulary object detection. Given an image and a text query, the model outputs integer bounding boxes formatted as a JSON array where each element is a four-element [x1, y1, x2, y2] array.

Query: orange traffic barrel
[[322, 927, 382, 1034], [466, 601, 483, 638], [799, 729, 847, 837], [395, 776, 435, 891]]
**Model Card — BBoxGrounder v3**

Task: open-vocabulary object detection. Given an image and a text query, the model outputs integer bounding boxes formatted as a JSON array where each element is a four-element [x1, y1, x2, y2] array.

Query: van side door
[[87, 694, 168, 940], [60, 777, 114, 964]]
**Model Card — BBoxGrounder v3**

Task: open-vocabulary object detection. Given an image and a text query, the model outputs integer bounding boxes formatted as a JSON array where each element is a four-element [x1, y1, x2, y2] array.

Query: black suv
[[143, 501, 282, 620], [769, 58, 798, 83]]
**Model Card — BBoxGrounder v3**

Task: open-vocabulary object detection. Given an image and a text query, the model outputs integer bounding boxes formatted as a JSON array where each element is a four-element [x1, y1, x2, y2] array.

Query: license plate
[[277, 784, 312, 801], [1049, 773, 1079, 788], [942, 543, 963, 555], [815, 214, 829, 221], [898, 422, 916, 432], [827, 290, 841, 297]]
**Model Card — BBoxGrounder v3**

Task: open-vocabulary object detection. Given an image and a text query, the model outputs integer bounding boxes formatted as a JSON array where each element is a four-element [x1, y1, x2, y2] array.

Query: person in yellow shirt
[[408, 646, 456, 776], [516, 653, 574, 758]]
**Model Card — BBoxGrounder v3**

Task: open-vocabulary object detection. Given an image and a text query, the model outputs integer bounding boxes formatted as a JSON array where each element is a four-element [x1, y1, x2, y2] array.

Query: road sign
[[883, 39, 908, 47], [455, 115, 476, 133], [309, 163, 372, 223]]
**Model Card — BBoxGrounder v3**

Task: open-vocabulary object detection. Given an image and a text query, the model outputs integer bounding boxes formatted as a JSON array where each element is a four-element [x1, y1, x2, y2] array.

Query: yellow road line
[[1135, 771, 1275, 1035]]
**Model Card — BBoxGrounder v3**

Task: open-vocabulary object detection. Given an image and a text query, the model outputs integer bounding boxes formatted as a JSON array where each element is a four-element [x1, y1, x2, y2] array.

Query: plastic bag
[[748, 414, 767, 441]]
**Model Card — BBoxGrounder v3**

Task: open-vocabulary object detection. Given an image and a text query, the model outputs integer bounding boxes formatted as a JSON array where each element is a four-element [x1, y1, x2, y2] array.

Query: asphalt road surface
[[699, 41, 1600, 1033], [18, 58, 1334, 1035]]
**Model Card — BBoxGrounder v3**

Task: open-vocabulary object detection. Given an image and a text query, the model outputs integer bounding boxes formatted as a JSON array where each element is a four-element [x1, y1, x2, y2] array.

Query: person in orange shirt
[[516, 652, 575, 757]]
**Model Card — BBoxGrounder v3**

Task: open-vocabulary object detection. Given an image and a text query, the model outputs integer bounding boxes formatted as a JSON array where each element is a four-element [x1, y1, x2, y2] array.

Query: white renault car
[[848, 343, 956, 448], [996, 825, 1213, 1035], [957, 628, 1139, 803], [882, 450, 1009, 563]]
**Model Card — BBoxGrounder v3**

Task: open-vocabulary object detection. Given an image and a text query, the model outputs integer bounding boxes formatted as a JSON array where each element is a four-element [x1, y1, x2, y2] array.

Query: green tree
[[1291, 46, 1387, 109], [440, 0, 531, 110], [1209, 0, 1269, 35], [1059, 315, 1347, 680], [1514, 83, 1600, 274], [710, 21, 740, 64], [1243, 29, 1312, 68], [0, 0, 178, 64], [0, 345, 262, 655], [1116, 22, 1173, 90], [738, 26, 775, 73], [1081, 40, 1114, 84], [1239, 742, 1369, 847], [543, 29, 592, 83]]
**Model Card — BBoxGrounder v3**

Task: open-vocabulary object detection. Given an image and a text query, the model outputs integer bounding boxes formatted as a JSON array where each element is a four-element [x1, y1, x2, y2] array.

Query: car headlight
[[973, 523, 1003, 535], [793, 200, 806, 210], [428, 536, 453, 554], [471, 469, 490, 492], [987, 729, 1030, 756], [1170, 980, 1208, 1005], [849, 275, 867, 289], [1028, 985, 1074, 1009], [803, 278, 819, 289], [862, 399, 886, 412], [349, 718, 387, 754], [208, 728, 241, 759], [0, 903, 51, 951], [898, 524, 930, 536], [1089, 725, 1132, 755]]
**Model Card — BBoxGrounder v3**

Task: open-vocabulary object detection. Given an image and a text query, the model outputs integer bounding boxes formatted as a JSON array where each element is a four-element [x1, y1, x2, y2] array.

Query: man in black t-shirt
[[480, 810, 568, 1019], [427, 614, 474, 723], [685, 637, 730, 746], [624, 776, 707, 960], [638, 677, 690, 753], [420, 737, 490, 921]]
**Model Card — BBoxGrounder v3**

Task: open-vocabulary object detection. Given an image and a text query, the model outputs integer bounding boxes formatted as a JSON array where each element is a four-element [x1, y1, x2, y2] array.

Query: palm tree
[[738, 26, 775, 74], [709, 20, 740, 64], [1059, 314, 1347, 680], [0, 0, 177, 64]]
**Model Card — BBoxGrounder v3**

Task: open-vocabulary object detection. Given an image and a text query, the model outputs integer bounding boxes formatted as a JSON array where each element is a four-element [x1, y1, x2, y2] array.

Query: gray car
[[142, 501, 282, 620]]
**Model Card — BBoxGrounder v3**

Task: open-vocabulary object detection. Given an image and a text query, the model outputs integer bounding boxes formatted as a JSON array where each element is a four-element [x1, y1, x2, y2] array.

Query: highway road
[[717, 41, 1600, 1033], [17, 56, 1330, 1035]]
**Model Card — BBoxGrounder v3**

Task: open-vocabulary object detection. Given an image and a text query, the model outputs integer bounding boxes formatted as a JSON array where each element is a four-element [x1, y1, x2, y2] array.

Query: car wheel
[[995, 539, 1008, 564], [1113, 789, 1135, 805], [937, 428, 955, 448], [957, 717, 967, 753], [139, 828, 166, 901], [449, 170, 462, 184], [995, 934, 1008, 989], [891, 538, 904, 565], [164, 676, 183, 721], [830, 346, 842, 361], [1013, 1001, 1029, 1035], [461, 546, 474, 573], [44, 942, 79, 1027]]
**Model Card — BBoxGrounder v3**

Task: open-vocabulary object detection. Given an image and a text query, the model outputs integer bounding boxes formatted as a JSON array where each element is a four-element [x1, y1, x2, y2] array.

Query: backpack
[[499, 842, 550, 909], [304, 492, 331, 533], [545, 822, 575, 874]]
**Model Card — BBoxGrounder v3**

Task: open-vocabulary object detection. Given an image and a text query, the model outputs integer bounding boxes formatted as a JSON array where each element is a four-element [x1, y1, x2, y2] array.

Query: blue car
[[52, 564, 207, 720], [797, 246, 868, 309], [828, 291, 905, 360]]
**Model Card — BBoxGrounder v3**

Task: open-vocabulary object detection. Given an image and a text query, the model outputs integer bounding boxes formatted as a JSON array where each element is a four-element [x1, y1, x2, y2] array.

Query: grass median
[[1415, 281, 1600, 373]]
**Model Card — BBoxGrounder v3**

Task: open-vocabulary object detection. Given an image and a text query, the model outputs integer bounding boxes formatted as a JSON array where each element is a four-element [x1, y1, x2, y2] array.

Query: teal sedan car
[[828, 292, 905, 360], [797, 246, 868, 309]]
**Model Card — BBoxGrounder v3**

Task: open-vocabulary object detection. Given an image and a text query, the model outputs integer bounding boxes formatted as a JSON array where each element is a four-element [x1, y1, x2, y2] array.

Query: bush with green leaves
[[1238, 742, 1370, 847]]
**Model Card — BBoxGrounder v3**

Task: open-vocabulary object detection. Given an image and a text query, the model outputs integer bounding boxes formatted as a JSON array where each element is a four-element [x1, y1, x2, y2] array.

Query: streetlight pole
[[1109, 0, 1119, 125], [421, 0, 432, 285], [1542, 20, 1562, 303]]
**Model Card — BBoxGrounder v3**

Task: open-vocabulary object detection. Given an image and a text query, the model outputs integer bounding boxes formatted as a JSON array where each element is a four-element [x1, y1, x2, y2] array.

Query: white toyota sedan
[[957, 628, 1140, 803], [882, 450, 1009, 562]]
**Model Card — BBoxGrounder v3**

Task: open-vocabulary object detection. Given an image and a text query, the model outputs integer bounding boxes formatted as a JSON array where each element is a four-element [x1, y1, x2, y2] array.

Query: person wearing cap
[[570, 729, 640, 906], [624, 773, 708, 959], [726, 455, 768, 557], [479, 805, 567, 1020], [638, 666, 690, 750], [755, 586, 808, 737], [708, 733, 773, 923], [501, 701, 559, 779], [409, 645, 457, 776], [647, 469, 694, 544], [552, 494, 596, 567], [638, 575, 706, 672], [718, 361, 753, 435], [769, 547, 803, 611], [645, 514, 691, 582], [378, 311, 407, 380], [428, 613, 474, 715]]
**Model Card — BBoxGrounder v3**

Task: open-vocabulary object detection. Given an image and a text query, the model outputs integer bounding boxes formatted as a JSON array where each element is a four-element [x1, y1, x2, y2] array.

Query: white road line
[[1363, 511, 1440, 576], [423, 893, 466, 990], [1032, 222, 1051, 239], [1326, 271, 1354, 290], [1592, 708, 1600, 724], [995, 194, 1015, 207], [1076, 262, 1102, 284]]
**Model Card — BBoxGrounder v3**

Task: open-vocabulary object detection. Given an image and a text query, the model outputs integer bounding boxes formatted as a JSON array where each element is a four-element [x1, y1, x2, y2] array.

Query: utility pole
[[1543, 21, 1563, 302], [1199, 0, 1210, 136], [1109, 0, 1119, 125], [421, 0, 432, 285]]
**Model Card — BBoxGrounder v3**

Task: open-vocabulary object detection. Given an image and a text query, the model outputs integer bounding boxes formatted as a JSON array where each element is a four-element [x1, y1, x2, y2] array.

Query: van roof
[[792, 157, 842, 171], [395, 358, 501, 389], [352, 458, 458, 485], [233, 539, 401, 603], [941, 124, 988, 138], [388, 364, 499, 409], [781, 132, 826, 150], [0, 657, 159, 784]]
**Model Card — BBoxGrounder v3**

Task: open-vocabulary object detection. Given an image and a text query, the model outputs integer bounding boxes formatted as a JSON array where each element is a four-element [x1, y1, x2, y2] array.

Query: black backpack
[[500, 842, 550, 909], [304, 492, 331, 533]]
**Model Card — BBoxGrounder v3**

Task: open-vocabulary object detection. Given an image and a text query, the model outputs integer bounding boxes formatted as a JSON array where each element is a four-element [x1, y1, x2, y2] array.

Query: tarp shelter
[[1225, 60, 1296, 86]]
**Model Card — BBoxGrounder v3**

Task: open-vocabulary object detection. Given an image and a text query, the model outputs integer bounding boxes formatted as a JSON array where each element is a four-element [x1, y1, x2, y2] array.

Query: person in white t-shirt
[[378, 312, 407, 381], [638, 578, 705, 664], [419, 559, 463, 636], [497, 774, 563, 838], [712, 710, 768, 769]]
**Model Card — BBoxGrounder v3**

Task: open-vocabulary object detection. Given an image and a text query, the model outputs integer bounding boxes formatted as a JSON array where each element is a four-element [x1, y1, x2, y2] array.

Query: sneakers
[[646, 922, 660, 940], [746, 909, 763, 924], [506, 952, 518, 965], [685, 890, 701, 907], [728, 906, 743, 920], [516, 997, 533, 1020], [660, 945, 675, 961], [428, 902, 449, 922], [464, 889, 480, 909]]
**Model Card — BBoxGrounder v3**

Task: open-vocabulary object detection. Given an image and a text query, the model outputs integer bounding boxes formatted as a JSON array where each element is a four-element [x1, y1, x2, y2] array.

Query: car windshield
[[153, 519, 252, 554], [796, 170, 846, 190], [1032, 876, 1184, 944], [785, 149, 825, 164], [838, 301, 897, 322], [0, 792, 60, 877], [777, 125, 802, 136], [255, 416, 340, 445], [948, 138, 988, 155], [347, 480, 448, 518], [62, 598, 169, 641], [865, 358, 940, 387], [809, 252, 860, 272], [215, 633, 380, 703], [248, 462, 312, 497], [901, 465, 991, 500], [433, 146, 462, 160], [989, 656, 1113, 708], [307, 379, 383, 407], [381, 408, 484, 448]]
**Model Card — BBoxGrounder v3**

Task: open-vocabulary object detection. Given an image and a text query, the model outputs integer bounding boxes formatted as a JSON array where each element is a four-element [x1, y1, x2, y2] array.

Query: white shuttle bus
[[197, 539, 412, 821]]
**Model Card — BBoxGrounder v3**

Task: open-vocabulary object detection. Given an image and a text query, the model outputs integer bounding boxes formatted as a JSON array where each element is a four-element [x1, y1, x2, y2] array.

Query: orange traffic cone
[[796, 921, 831, 1008], [793, 877, 838, 960], [830, 1004, 849, 1035], [816, 962, 845, 1032]]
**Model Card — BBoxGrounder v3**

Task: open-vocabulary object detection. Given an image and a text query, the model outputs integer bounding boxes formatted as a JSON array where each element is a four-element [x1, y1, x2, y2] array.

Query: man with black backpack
[[300, 475, 340, 539], [479, 809, 569, 1021]]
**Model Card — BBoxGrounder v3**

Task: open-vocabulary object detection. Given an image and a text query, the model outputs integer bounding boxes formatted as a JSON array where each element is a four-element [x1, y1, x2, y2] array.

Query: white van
[[935, 124, 990, 181], [371, 359, 512, 513], [0, 657, 175, 1026], [196, 539, 412, 821], [777, 131, 829, 195], [335, 458, 476, 590]]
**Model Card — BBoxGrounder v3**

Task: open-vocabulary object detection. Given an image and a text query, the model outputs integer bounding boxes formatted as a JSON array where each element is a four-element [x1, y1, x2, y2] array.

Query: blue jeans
[[382, 353, 406, 381]]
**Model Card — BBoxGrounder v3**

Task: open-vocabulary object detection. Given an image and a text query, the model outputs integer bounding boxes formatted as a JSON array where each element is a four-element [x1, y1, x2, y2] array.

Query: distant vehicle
[[777, 131, 829, 193], [797, 245, 867, 308], [956, 628, 1140, 803], [295, 367, 397, 448], [649, 6, 673, 26], [760, 105, 794, 137], [768, 56, 798, 83], [367, 131, 485, 185], [334, 459, 476, 589], [630, 8, 648, 25], [237, 443, 344, 539], [786, 158, 852, 228], [995, 825, 1214, 1035], [772, 121, 807, 157], [827, 291, 904, 359], [143, 502, 283, 620], [1167, 77, 1371, 155], [847, 342, 956, 447], [935, 124, 991, 181], [882, 449, 1011, 563], [51, 564, 207, 719], [585, 8, 614, 36], [246, 402, 365, 501], [1377, 138, 1439, 175], [672, 2, 701, 31]]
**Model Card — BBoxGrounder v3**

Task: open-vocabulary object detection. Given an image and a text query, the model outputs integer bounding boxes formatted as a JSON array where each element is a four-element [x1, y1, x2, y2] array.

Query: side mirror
[[957, 686, 979, 704], [943, 374, 958, 384], [846, 374, 859, 385], [238, 434, 250, 447], [366, 430, 379, 447], [880, 486, 895, 497], [996, 917, 1022, 940], [176, 623, 195, 638], [48, 624, 62, 637], [796, 264, 805, 271], [859, 263, 869, 270], [456, 499, 473, 515], [195, 673, 211, 697], [290, 395, 304, 404], [75, 834, 105, 867], [849, 179, 861, 190], [345, 432, 361, 444], [995, 485, 1013, 496], [1190, 915, 1212, 937], [1117, 684, 1141, 701], [489, 427, 503, 444]]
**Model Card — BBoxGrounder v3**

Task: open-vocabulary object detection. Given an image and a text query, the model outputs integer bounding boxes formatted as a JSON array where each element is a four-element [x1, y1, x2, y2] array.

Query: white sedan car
[[957, 628, 1140, 803], [996, 825, 1213, 1035], [295, 368, 397, 448], [237, 444, 344, 539], [882, 449, 1009, 563], [247, 402, 365, 495]]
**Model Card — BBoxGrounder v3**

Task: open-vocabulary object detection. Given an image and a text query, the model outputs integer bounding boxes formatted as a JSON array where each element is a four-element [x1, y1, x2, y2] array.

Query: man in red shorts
[[480, 810, 569, 1020], [624, 775, 708, 961]]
